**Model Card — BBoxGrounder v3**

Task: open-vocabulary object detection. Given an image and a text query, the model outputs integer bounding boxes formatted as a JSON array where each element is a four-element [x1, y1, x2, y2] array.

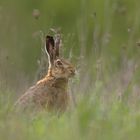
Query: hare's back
[[15, 83, 50, 111]]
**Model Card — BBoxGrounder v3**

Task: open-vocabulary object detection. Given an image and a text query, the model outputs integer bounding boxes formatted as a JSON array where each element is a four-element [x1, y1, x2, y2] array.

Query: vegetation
[[0, 0, 140, 140]]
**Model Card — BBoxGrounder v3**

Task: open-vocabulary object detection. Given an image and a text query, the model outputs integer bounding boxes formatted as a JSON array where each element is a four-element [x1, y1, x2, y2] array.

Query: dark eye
[[56, 59, 63, 66]]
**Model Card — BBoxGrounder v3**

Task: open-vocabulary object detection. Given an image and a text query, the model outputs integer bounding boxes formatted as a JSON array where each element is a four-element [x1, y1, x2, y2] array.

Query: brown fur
[[15, 75, 69, 112], [14, 35, 75, 113]]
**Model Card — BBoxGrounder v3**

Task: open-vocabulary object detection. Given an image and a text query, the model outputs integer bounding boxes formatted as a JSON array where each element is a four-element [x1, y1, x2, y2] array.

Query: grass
[[0, 84, 140, 140]]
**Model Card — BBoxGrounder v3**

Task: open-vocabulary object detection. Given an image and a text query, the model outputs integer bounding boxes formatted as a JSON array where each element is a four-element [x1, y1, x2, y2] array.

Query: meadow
[[0, 0, 140, 140]]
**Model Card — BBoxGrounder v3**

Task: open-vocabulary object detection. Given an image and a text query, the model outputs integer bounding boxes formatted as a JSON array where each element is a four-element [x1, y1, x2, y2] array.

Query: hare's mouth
[[69, 70, 75, 77]]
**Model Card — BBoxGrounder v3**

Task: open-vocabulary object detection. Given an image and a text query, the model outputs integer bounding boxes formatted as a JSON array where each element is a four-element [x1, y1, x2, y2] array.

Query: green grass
[[0, 88, 140, 140]]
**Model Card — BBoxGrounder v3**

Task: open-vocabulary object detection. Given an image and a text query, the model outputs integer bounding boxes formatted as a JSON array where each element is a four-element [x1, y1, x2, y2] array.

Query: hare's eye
[[56, 60, 63, 66]]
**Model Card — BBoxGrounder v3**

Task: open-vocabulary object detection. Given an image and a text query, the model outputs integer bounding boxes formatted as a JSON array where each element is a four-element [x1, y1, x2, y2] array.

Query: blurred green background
[[0, 0, 140, 91], [0, 0, 140, 140]]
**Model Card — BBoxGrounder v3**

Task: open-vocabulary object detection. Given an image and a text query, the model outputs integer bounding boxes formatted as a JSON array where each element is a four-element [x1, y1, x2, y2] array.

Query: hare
[[14, 35, 75, 113]]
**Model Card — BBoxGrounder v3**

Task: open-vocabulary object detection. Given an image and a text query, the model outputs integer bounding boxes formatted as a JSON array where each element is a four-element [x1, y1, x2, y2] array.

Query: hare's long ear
[[54, 34, 61, 58], [45, 35, 55, 68]]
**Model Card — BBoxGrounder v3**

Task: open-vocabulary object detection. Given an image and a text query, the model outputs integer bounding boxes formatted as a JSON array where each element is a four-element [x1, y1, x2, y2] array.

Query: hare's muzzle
[[69, 69, 75, 77]]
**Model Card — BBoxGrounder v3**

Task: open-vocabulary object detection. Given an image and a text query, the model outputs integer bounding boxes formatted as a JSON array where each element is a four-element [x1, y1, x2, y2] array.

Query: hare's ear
[[54, 34, 61, 58], [45, 35, 55, 67]]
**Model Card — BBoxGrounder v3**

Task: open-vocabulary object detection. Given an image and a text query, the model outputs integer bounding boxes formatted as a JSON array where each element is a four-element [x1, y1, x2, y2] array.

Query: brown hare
[[14, 35, 75, 113]]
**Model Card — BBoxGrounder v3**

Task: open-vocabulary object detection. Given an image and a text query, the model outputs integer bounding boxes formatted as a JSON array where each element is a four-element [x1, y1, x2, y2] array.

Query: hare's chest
[[47, 87, 69, 111]]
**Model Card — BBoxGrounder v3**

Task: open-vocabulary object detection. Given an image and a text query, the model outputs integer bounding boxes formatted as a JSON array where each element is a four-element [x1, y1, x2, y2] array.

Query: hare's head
[[45, 35, 75, 79]]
